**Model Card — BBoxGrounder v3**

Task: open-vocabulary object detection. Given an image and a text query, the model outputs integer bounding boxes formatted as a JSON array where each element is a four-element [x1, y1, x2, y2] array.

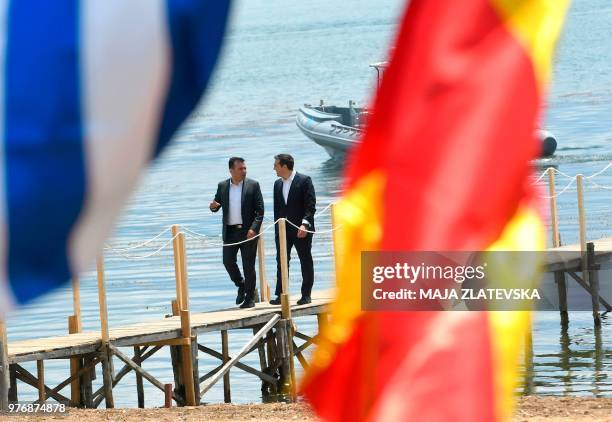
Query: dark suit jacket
[[212, 177, 264, 241], [274, 172, 316, 232]]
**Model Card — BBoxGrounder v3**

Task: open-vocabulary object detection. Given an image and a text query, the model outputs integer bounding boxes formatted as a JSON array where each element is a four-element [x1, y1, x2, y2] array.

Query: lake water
[[4, 0, 611, 406]]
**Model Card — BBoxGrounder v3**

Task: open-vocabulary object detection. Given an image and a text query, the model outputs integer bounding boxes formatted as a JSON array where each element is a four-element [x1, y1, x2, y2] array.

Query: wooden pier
[[0, 219, 338, 410], [0, 290, 333, 409]]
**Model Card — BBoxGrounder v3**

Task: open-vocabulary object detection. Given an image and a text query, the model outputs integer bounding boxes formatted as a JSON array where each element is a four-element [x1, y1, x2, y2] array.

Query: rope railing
[[104, 226, 173, 252], [532, 161, 611, 184], [102, 202, 341, 258], [104, 233, 180, 260]]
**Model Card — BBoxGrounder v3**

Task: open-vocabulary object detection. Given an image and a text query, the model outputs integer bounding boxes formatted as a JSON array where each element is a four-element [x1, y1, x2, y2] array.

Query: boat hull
[[297, 106, 557, 159]]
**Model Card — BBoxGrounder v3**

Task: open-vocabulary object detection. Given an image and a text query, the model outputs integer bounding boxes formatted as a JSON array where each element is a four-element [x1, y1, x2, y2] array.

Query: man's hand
[[247, 229, 256, 239], [209, 200, 221, 212], [297, 225, 308, 238]]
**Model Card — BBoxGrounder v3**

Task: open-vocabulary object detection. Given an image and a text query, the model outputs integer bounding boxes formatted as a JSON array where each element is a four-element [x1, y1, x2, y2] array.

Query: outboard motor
[[537, 129, 557, 158]]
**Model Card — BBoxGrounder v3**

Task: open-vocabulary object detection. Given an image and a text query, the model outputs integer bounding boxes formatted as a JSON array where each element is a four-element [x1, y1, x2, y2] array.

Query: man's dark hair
[[228, 157, 245, 169], [274, 154, 294, 170]]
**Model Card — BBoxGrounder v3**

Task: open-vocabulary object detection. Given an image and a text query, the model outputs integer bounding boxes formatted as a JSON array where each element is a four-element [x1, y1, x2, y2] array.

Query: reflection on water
[[521, 316, 611, 397]]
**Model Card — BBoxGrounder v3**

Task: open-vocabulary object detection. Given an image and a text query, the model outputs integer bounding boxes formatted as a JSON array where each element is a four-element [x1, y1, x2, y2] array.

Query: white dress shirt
[[281, 171, 310, 228], [282, 170, 295, 203], [228, 179, 243, 225]]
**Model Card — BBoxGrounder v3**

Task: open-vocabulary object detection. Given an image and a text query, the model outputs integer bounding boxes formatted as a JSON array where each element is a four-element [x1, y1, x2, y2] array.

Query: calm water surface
[[5, 0, 612, 406]]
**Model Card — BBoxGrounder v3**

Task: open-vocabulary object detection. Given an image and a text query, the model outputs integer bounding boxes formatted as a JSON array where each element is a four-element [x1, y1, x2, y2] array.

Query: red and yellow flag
[[301, 0, 569, 420]]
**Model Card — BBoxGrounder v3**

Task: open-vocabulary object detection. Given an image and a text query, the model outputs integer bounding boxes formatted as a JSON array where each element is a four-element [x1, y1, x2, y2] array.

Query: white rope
[[532, 167, 576, 184], [532, 162, 612, 185], [539, 178, 576, 199], [184, 219, 282, 247], [284, 218, 343, 234], [585, 178, 612, 190], [585, 161, 612, 179], [181, 225, 220, 240], [263, 202, 337, 222], [104, 226, 172, 252], [104, 233, 180, 260]]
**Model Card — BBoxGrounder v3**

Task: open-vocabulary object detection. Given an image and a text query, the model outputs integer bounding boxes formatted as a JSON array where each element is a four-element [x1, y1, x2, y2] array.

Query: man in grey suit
[[210, 157, 264, 308]]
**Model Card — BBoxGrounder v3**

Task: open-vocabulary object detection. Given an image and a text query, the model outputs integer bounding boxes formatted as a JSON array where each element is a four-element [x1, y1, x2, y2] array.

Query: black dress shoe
[[297, 296, 311, 305], [235, 281, 246, 305], [240, 300, 255, 309], [269, 297, 281, 305]]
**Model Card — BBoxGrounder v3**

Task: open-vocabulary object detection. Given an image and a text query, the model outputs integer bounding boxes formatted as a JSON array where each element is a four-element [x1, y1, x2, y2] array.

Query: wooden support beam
[[200, 315, 280, 397], [100, 345, 114, 408], [109, 345, 183, 404], [253, 325, 268, 385], [265, 331, 278, 395], [134, 346, 145, 408], [0, 321, 9, 410], [221, 330, 231, 403], [587, 243, 602, 327], [8, 365, 17, 403], [81, 355, 94, 408], [180, 310, 196, 406], [37, 360, 45, 402], [199, 364, 223, 384], [197, 344, 276, 384], [136, 338, 190, 347], [292, 341, 309, 371], [554, 271, 569, 327], [68, 315, 81, 406], [191, 335, 200, 406], [169, 345, 183, 405]]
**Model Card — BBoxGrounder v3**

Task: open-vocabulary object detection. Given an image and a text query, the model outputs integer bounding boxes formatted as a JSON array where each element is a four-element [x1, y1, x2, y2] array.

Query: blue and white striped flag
[[0, 0, 231, 313]]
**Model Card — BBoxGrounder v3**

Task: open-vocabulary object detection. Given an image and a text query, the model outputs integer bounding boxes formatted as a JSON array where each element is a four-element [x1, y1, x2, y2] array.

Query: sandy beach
[[2, 397, 610, 421]]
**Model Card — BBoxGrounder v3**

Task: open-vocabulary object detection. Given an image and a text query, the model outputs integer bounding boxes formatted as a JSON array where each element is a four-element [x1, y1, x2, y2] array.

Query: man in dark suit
[[210, 157, 264, 308], [270, 154, 316, 305]]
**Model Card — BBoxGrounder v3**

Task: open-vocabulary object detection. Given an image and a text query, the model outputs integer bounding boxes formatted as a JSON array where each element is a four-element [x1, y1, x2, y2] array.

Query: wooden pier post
[[172, 225, 183, 314], [68, 316, 82, 406], [277, 219, 297, 401], [191, 335, 200, 405], [587, 243, 601, 327], [180, 310, 196, 406], [8, 365, 17, 403], [576, 175, 587, 252], [164, 384, 173, 408], [548, 171, 569, 326], [258, 235, 270, 302], [81, 355, 94, 408], [37, 360, 45, 402], [134, 346, 145, 408], [96, 255, 114, 408], [169, 345, 183, 404], [178, 233, 190, 312], [221, 330, 231, 403], [0, 320, 9, 410], [547, 168, 560, 249], [72, 277, 82, 332]]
